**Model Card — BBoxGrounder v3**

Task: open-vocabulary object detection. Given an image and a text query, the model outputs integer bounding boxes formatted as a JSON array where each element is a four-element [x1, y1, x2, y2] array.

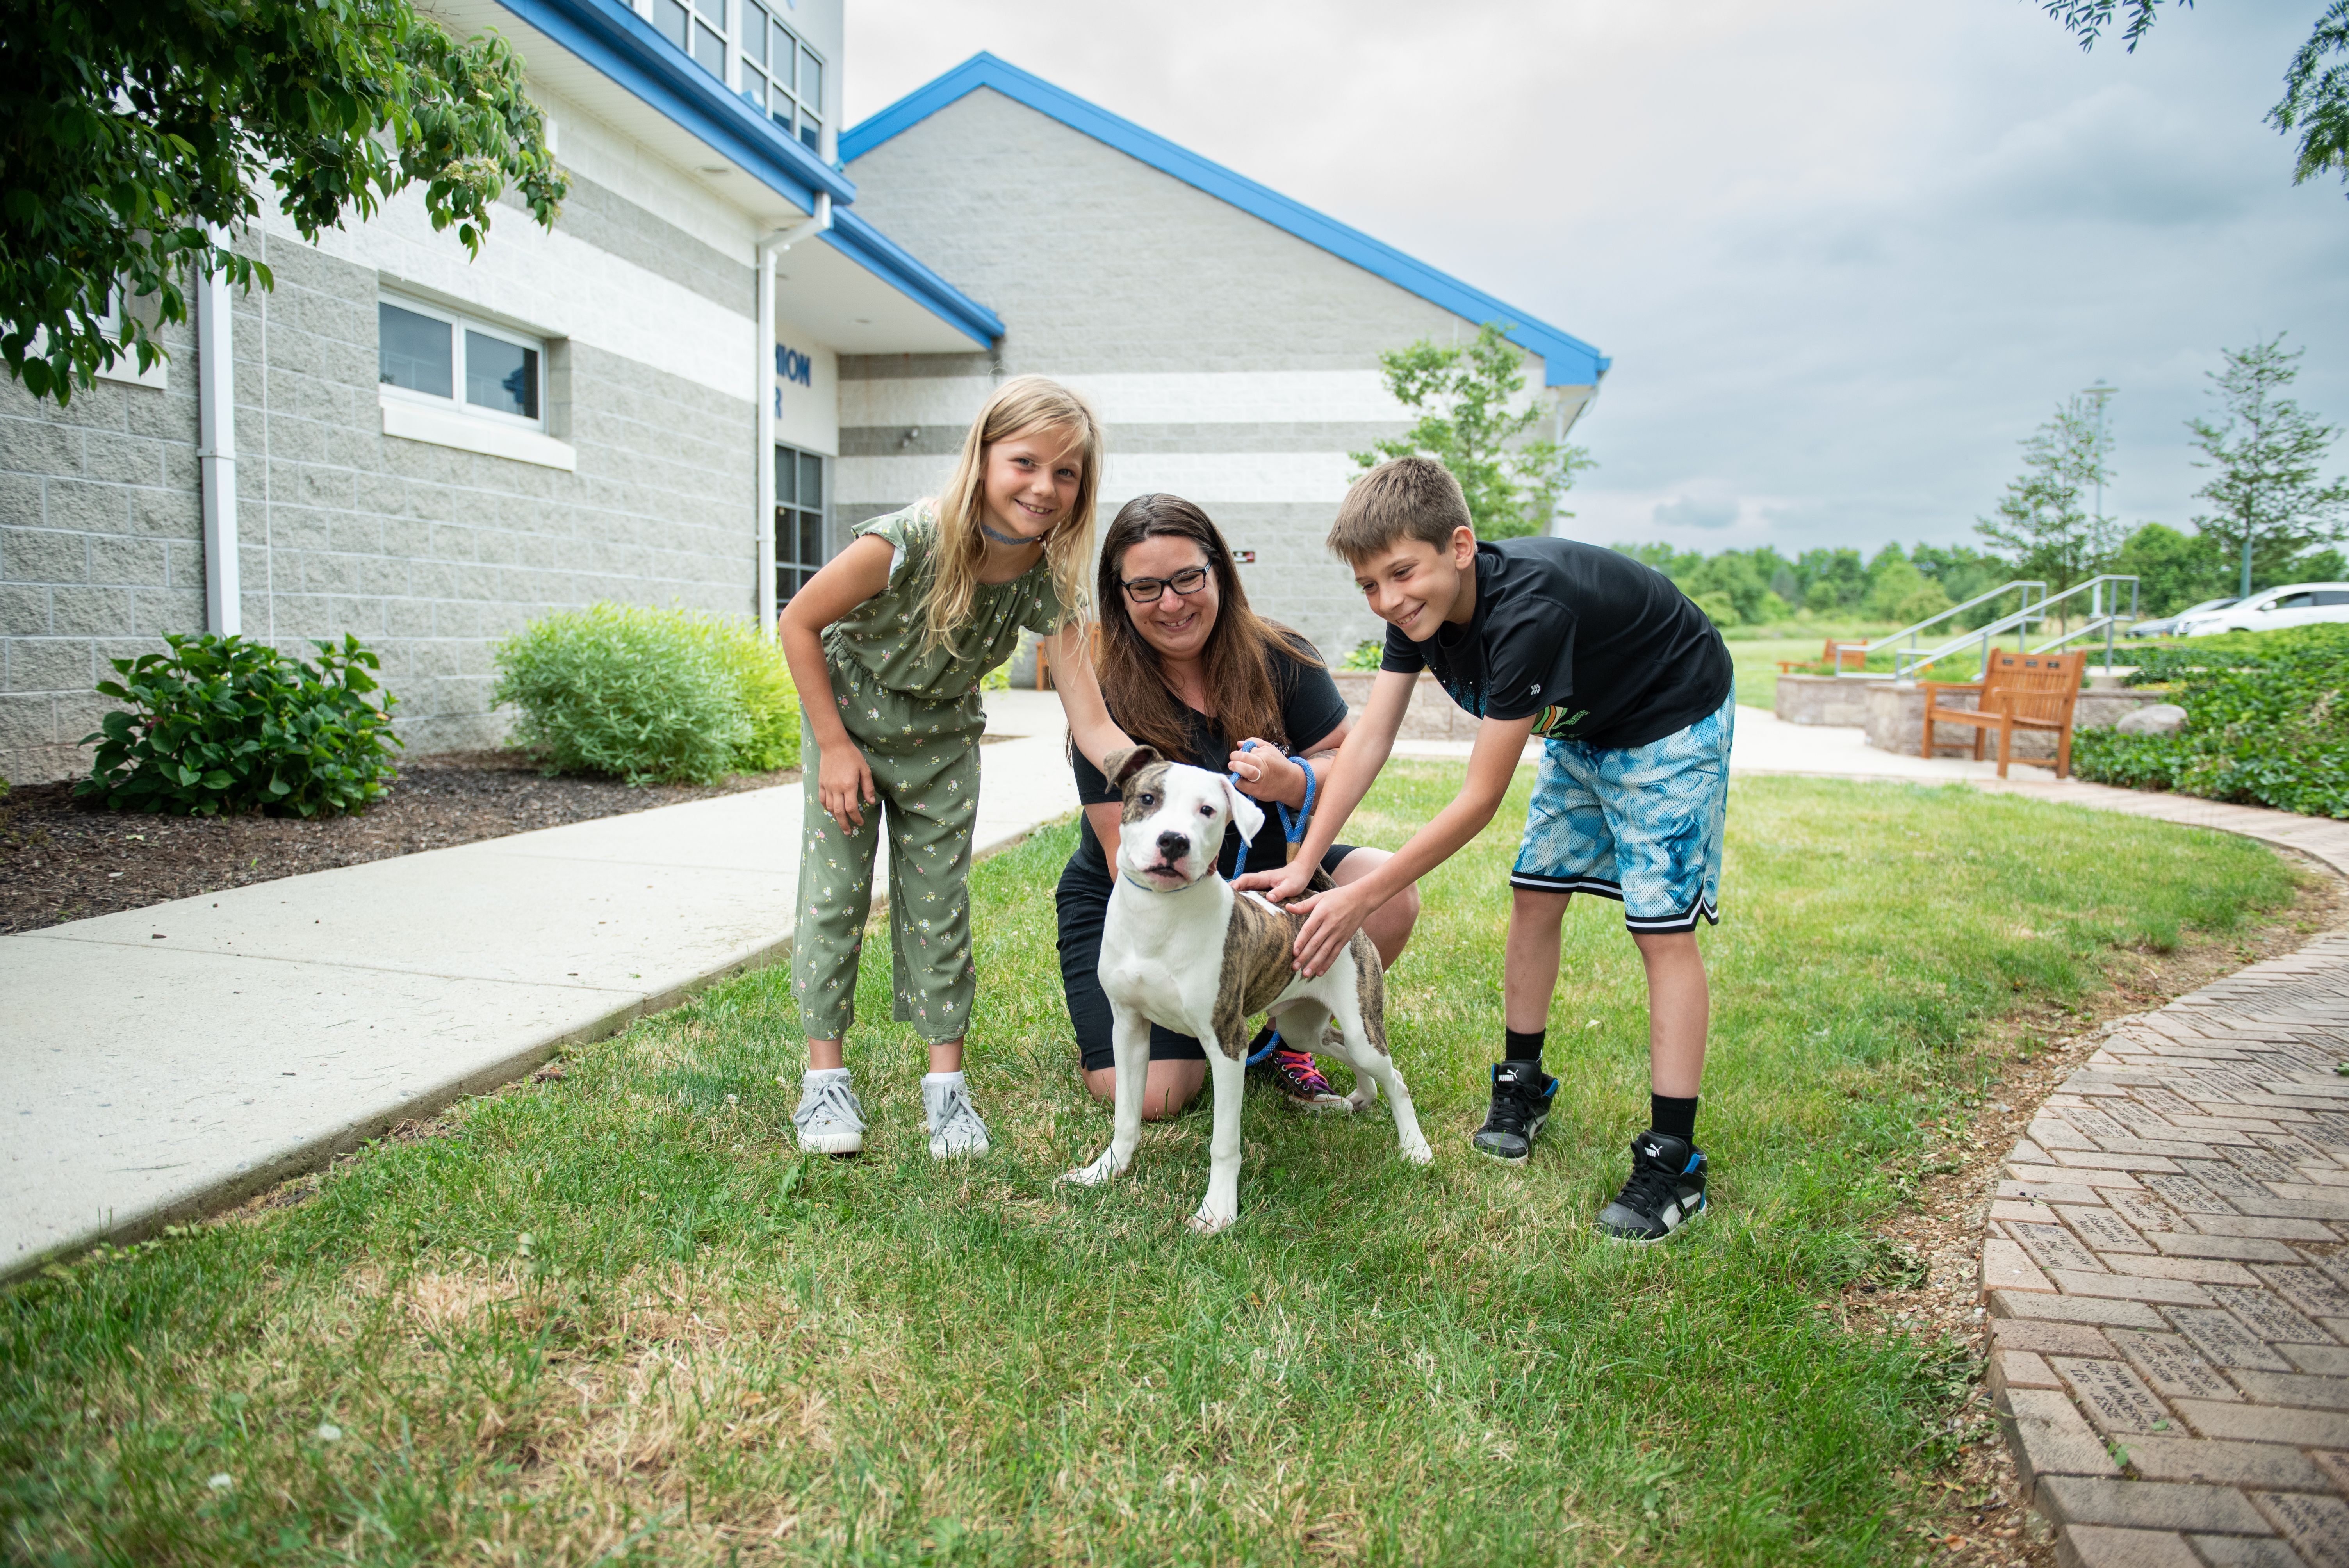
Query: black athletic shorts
[[1057, 844, 1358, 1073]]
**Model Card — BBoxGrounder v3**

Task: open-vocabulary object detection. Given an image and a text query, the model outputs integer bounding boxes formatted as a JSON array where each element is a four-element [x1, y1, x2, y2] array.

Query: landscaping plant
[[75, 632, 401, 817], [2076, 624, 2349, 818], [492, 603, 798, 786]]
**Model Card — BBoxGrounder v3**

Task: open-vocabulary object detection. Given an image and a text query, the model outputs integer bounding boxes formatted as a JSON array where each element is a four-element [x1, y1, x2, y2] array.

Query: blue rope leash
[[1228, 740, 1317, 1066]]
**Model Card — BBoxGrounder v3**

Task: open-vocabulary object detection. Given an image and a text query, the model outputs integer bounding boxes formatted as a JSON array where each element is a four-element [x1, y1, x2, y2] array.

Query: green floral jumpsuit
[[793, 504, 1070, 1041]]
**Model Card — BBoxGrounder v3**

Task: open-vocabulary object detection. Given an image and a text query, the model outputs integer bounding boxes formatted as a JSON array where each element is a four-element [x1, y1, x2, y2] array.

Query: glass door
[[775, 444, 826, 604]]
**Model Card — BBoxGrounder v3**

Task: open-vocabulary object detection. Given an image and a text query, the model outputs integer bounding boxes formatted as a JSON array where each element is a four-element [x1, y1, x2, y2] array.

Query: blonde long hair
[[925, 376, 1103, 653]]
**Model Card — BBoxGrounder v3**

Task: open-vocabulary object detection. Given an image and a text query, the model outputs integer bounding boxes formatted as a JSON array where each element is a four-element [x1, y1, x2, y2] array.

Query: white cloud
[[847, 0, 2349, 558]]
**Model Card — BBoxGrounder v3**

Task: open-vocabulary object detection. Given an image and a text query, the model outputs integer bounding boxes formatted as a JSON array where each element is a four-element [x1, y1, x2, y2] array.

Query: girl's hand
[[1226, 740, 1304, 806], [818, 741, 878, 830], [1232, 859, 1314, 907], [1285, 881, 1372, 978]]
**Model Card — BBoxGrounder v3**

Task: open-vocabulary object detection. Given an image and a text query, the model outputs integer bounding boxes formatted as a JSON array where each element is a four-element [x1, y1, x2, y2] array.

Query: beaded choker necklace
[[978, 516, 1046, 548]]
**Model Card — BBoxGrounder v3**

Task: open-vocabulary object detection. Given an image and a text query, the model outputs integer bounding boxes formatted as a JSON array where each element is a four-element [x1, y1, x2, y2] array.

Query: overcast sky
[[844, 0, 2348, 561]]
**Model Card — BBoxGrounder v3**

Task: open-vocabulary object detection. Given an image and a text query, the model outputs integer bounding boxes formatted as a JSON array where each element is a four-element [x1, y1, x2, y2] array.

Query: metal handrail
[[1884, 574, 2140, 681], [1831, 580, 2046, 675]]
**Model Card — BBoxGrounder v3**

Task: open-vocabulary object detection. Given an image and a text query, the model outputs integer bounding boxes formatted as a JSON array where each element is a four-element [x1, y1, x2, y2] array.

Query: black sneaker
[[1471, 1061, 1558, 1164], [1595, 1131, 1707, 1244]]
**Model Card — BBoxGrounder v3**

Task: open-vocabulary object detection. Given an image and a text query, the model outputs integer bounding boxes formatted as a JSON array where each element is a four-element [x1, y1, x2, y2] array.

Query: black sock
[[1650, 1094, 1699, 1143], [1503, 1028, 1546, 1068]]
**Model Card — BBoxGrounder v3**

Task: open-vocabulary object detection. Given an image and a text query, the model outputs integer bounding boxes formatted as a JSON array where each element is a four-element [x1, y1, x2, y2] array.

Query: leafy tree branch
[[0, 0, 567, 404]]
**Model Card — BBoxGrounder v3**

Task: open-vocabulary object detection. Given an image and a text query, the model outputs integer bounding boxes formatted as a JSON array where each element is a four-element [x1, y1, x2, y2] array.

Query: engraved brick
[[2039, 1117, 2103, 1150], [2035, 1475, 2272, 1534], [2066, 1205, 2158, 1255], [2313, 1449, 2349, 1493], [2144, 1173, 2237, 1213], [2191, 1536, 2314, 1568], [2008, 1179, 2123, 1205], [2020, 1223, 2108, 1274], [2053, 1356, 2177, 1434], [1987, 1238, 2058, 1294], [2191, 1215, 2340, 1241], [2251, 1132, 2336, 1167], [1998, 1199, 2065, 1225], [2120, 1256, 2263, 1285], [2109, 1101, 2186, 1137], [2055, 1150, 2191, 1173], [2059, 1525, 2204, 1567], [2227, 1370, 2349, 1411], [2184, 1159, 2301, 1209], [1994, 1319, 2119, 1357], [2110, 1188, 2185, 1233], [2053, 1269, 2218, 1307], [2119, 1436, 2329, 1488], [2172, 1400, 2349, 1447], [2279, 1342, 2349, 1375], [2244, 1193, 2349, 1221], [2014, 1164, 2149, 1190], [2223, 1143, 2309, 1183], [2250, 1491, 2349, 1568], [2162, 1308, 2297, 1371], [1994, 1289, 2167, 1329], [2133, 1088, 2207, 1119], [2209, 1285, 2336, 1345], [2108, 1331, 2241, 1401], [2000, 1385, 2124, 1491], [2152, 1232, 2307, 1263], [2070, 1106, 2136, 1142], [2253, 1265, 2349, 1320]]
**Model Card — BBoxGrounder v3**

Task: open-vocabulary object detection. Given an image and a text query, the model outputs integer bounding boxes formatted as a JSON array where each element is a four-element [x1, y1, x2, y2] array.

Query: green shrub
[[75, 633, 402, 817], [2075, 625, 2349, 818], [491, 604, 799, 786], [1341, 638, 1385, 672]]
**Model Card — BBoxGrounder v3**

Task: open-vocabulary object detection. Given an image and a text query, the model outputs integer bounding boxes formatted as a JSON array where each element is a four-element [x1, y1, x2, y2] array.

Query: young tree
[[2040, 0, 2349, 194], [1353, 321, 1595, 539], [2187, 335, 2349, 597], [2, 0, 567, 404], [2110, 522, 2229, 616], [1976, 385, 2123, 599]]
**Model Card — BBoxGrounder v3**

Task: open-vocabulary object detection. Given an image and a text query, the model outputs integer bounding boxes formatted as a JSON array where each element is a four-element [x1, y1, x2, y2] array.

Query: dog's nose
[[1156, 830, 1190, 862]]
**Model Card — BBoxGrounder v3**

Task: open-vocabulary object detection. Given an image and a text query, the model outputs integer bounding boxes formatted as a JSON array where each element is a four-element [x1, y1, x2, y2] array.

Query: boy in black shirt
[[1238, 457, 1735, 1242]]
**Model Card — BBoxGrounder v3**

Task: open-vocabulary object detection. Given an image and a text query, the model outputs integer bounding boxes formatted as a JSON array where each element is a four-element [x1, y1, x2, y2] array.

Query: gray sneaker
[[922, 1074, 991, 1159], [792, 1070, 865, 1155]]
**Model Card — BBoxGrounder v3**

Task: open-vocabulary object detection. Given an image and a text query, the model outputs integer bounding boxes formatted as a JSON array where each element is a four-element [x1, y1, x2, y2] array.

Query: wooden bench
[[1033, 625, 1103, 691], [1779, 638, 1868, 673], [1921, 650, 2085, 778]]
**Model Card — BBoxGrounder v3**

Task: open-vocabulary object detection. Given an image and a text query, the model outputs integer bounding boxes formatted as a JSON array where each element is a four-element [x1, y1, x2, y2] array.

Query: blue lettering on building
[[773, 344, 813, 388]]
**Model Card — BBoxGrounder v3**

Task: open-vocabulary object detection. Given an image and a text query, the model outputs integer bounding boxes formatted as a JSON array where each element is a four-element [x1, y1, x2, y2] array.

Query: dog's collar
[[1119, 867, 1203, 895]]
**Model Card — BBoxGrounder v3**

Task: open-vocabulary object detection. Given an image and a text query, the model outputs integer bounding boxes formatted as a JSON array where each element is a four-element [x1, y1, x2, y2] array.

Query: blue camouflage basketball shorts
[[1510, 685, 1735, 933]]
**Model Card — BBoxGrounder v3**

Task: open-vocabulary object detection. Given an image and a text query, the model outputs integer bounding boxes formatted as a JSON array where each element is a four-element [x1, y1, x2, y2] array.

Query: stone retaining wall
[[1331, 670, 1477, 741], [1775, 673, 1893, 727], [1864, 683, 2173, 763]]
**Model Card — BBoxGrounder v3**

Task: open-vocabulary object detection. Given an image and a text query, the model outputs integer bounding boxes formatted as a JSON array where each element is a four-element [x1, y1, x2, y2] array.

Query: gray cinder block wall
[[0, 197, 759, 784]]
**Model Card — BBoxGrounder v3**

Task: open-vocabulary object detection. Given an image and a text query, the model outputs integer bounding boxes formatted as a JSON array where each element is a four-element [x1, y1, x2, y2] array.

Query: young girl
[[777, 376, 1127, 1158]]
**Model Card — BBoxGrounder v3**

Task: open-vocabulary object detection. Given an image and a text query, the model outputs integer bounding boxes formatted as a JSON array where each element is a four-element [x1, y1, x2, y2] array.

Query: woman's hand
[[1226, 739, 1306, 807], [1232, 857, 1315, 907], [818, 739, 878, 830]]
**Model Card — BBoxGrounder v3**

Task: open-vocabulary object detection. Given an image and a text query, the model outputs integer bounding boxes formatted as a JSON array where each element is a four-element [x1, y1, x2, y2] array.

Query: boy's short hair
[[1327, 456, 1472, 563]]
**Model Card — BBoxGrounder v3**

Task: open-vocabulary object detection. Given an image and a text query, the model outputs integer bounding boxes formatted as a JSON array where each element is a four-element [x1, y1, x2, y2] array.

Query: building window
[[776, 444, 825, 604], [738, 2, 822, 152], [378, 296, 543, 428], [655, 0, 728, 78]]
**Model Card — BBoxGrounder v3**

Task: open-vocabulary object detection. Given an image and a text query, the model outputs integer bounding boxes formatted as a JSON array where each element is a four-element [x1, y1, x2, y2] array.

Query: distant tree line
[[1609, 540, 2019, 629]]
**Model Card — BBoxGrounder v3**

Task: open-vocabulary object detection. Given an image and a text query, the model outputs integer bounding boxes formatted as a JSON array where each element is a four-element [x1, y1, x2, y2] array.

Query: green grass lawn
[[0, 771, 2308, 1566]]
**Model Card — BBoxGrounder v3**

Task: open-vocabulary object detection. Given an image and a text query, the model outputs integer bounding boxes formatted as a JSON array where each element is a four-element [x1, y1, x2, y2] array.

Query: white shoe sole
[[798, 1131, 863, 1155], [929, 1137, 990, 1158]]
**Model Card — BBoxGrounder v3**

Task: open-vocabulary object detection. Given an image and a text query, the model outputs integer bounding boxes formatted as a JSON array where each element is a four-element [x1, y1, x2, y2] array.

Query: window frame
[[376, 292, 547, 434], [773, 442, 828, 608], [731, 0, 823, 153]]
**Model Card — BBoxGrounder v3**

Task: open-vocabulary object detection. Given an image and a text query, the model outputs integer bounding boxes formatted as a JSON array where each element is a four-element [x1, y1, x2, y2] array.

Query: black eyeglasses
[[1120, 564, 1212, 604]]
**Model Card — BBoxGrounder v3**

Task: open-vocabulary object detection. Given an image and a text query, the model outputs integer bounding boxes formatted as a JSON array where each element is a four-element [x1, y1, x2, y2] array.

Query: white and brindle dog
[[1064, 745, 1433, 1232]]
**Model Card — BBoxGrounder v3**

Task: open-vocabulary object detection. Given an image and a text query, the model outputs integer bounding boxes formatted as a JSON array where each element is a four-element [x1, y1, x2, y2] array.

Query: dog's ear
[[1221, 776, 1267, 846], [1103, 745, 1161, 791]]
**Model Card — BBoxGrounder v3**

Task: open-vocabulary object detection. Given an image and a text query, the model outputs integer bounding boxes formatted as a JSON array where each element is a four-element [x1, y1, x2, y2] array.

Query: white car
[[2128, 597, 2237, 638], [2180, 582, 2349, 636]]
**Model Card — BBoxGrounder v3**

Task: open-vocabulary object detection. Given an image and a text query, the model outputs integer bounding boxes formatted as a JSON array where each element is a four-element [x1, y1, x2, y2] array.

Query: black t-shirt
[[1067, 635, 1349, 886], [1381, 537, 1732, 748]]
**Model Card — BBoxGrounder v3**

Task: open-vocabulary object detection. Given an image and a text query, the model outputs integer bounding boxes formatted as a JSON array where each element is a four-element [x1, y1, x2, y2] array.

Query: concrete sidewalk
[[1, 689, 1078, 1281]]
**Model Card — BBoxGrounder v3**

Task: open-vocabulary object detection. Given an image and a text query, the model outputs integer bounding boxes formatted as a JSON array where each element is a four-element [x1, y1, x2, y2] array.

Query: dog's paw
[[1185, 1206, 1237, 1236], [1398, 1135, 1435, 1167], [1060, 1155, 1119, 1188]]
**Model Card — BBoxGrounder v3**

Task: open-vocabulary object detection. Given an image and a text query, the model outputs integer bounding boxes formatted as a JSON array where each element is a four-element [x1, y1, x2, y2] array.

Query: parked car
[[2128, 597, 2237, 638], [2178, 583, 2349, 636]]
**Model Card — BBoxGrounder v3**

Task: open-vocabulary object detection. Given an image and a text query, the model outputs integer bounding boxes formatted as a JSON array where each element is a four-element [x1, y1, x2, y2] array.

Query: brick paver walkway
[[1984, 928, 2349, 1567]]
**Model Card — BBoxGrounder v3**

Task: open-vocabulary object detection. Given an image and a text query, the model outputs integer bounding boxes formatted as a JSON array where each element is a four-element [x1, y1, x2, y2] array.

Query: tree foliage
[[0, 0, 567, 404], [1975, 385, 2122, 596], [1353, 321, 1594, 540], [2039, 0, 2349, 194], [2187, 335, 2349, 596]]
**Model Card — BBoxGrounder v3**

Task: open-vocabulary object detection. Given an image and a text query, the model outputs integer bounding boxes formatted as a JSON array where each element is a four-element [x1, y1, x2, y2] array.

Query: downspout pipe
[[754, 192, 831, 640], [196, 237, 239, 636]]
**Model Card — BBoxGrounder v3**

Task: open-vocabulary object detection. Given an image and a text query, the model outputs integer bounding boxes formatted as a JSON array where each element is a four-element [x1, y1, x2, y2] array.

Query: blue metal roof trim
[[495, 0, 854, 214], [820, 209, 1004, 348], [843, 53, 1608, 385]]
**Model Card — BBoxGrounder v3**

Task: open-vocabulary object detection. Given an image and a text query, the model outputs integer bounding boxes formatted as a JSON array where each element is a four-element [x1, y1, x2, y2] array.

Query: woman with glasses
[[1056, 493, 1423, 1119]]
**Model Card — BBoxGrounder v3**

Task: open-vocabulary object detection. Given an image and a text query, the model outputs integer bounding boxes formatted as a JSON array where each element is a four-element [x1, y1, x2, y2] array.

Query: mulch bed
[[0, 750, 802, 934]]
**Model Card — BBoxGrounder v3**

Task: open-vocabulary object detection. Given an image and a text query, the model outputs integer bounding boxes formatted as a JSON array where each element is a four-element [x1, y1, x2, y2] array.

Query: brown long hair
[[1095, 494, 1323, 761], [925, 376, 1102, 654]]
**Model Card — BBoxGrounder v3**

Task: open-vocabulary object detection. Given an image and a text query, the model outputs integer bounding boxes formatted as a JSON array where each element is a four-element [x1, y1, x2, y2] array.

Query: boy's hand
[[1284, 882, 1372, 978], [1233, 860, 1314, 906], [818, 742, 878, 829]]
